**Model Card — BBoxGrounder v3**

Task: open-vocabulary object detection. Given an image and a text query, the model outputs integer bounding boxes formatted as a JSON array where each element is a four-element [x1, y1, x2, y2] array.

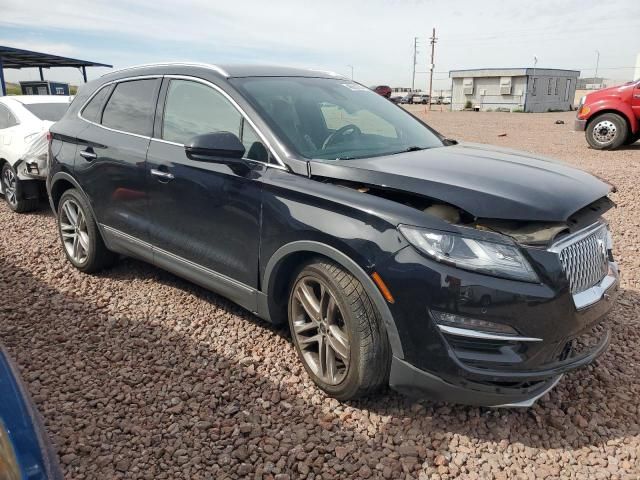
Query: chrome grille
[[557, 224, 609, 294]]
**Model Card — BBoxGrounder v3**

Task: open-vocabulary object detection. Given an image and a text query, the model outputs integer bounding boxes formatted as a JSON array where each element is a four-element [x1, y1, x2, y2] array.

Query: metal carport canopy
[[0, 45, 112, 96]]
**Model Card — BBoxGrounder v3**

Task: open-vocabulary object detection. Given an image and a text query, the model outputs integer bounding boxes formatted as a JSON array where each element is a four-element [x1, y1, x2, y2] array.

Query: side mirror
[[185, 131, 246, 162]]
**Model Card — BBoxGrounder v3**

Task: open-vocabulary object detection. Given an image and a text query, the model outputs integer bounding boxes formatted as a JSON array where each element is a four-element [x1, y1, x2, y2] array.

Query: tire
[[624, 131, 640, 146], [586, 113, 628, 150], [57, 188, 117, 273], [1, 163, 39, 213], [287, 259, 390, 400]]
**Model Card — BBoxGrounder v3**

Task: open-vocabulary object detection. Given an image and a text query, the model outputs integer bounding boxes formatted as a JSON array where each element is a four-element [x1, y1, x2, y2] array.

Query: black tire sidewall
[[2, 163, 23, 212], [586, 113, 628, 150], [287, 262, 366, 399], [57, 189, 101, 272]]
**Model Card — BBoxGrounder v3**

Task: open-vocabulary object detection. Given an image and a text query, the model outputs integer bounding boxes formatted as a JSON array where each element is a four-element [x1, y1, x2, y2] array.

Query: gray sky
[[2, 0, 639, 90]]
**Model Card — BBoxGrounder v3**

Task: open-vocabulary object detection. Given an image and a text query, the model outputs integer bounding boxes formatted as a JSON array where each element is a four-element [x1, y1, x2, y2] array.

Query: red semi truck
[[575, 78, 640, 149]]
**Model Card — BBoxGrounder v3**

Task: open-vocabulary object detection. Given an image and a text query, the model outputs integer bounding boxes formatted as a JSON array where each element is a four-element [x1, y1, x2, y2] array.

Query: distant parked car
[[372, 85, 391, 98], [0, 95, 71, 212], [575, 78, 640, 149], [0, 345, 63, 479], [389, 96, 402, 104], [400, 94, 414, 104], [411, 94, 429, 104], [400, 93, 429, 105]]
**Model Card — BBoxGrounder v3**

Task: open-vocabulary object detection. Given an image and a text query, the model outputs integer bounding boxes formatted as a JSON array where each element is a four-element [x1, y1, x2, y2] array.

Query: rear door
[[74, 77, 161, 246], [146, 77, 268, 294]]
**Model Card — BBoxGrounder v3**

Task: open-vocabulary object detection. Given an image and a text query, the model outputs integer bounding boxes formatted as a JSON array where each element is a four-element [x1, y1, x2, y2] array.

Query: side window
[[81, 86, 111, 123], [240, 118, 269, 163], [102, 79, 159, 136], [162, 80, 241, 144]]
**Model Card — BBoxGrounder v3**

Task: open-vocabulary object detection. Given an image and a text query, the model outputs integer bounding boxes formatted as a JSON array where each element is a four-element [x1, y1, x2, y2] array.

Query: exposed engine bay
[[323, 179, 615, 247]]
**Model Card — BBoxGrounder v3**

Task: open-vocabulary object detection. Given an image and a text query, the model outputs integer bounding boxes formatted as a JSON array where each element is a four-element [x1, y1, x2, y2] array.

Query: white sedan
[[0, 95, 71, 212]]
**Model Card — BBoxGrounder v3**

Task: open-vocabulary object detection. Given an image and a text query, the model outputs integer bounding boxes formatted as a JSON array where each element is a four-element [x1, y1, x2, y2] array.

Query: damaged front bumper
[[380, 236, 619, 407]]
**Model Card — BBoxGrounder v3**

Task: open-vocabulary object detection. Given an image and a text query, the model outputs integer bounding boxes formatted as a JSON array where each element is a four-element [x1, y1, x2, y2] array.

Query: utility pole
[[411, 37, 418, 91], [427, 27, 437, 111], [347, 64, 354, 80], [594, 50, 600, 83]]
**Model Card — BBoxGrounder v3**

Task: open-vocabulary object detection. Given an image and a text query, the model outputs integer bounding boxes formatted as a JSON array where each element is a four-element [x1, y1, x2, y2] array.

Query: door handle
[[80, 149, 97, 161], [150, 168, 175, 181]]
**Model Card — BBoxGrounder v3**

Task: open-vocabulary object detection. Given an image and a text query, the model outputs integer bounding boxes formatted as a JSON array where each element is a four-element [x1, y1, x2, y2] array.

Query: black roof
[[0, 45, 112, 69]]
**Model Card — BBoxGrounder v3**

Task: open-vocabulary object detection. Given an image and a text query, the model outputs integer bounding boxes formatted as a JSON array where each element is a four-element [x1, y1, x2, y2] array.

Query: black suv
[[47, 63, 618, 406]]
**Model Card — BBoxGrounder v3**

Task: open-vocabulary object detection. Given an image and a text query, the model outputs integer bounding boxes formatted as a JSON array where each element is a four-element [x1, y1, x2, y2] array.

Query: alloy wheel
[[2, 167, 17, 207], [291, 276, 350, 385], [592, 120, 617, 144], [60, 199, 90, 264]]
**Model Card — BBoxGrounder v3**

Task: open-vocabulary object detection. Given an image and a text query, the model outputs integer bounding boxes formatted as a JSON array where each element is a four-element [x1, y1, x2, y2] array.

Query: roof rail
[[101, 62, 229, 78]]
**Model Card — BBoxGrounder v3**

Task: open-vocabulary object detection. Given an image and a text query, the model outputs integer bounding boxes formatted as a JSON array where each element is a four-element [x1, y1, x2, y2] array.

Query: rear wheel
[[288, 259, 390, 400], [57, 188, 117, 273], [586, 113, 628, 150], [1, 163, 39, 213]]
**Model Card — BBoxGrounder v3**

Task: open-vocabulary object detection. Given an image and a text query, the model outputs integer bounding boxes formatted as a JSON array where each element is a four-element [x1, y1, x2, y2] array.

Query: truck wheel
[[624, 131, 640, 146], [288, 259, 390, 400], [1, 163, 39, 213], [586, 113, 628, 150]]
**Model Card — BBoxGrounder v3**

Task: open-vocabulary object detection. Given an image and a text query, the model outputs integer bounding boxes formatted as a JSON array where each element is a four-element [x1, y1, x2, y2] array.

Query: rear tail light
[[46, 131, 52, 142]]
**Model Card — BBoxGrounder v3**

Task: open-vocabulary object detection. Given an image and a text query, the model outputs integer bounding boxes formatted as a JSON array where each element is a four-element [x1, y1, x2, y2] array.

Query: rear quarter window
[[101, 79, 159, 136], [81, 86, 111, 123]]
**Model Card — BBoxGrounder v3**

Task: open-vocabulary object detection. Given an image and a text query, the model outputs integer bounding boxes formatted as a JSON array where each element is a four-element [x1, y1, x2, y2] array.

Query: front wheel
[[1, 163, 39, 213], [586, 113, 628, 150], [624, 131, 640, 146], [288, 260, 390, 400]]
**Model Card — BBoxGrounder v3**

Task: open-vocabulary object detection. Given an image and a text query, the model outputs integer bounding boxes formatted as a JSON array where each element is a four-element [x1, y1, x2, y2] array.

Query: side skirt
[[100, 225, 260, 315]]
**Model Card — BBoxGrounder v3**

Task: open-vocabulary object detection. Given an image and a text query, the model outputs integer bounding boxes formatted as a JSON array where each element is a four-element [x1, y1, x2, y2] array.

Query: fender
[[261, 240, 404, 358], [586, 99, 639, 134], [48, 172, 109, 241]]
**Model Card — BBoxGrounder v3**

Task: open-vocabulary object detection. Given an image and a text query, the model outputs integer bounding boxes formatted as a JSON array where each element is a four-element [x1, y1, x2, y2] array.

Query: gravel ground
[[1, 110, 639, 479]]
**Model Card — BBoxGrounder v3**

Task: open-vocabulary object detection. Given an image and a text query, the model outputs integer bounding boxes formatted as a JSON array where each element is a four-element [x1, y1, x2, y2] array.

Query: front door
[[146, 78, 268, 298]]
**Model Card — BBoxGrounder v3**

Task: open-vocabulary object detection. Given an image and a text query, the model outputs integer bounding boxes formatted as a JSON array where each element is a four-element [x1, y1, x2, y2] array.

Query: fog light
[[431, 310, 518, 335]]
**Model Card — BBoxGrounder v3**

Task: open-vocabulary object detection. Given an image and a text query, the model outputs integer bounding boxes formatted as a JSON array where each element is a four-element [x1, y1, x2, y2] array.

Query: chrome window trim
[[438, 324, 543, 342], [157, 75, 288, 170], [77, 74, 162, 140]]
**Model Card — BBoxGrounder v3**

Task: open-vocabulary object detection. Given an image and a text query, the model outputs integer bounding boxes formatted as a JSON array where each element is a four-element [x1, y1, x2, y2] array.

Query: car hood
[[586, 81, 638, 100], [308, 143, 612, 222]]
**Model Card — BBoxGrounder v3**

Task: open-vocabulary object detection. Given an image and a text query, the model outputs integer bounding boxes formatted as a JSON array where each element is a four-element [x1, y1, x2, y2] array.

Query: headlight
[[399, 225, 539, 282], [0, 421, 20, 480]]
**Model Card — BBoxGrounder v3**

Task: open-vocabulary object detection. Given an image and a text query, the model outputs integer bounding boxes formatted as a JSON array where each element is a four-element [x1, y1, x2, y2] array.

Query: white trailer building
[[449, 68, 580, 112]]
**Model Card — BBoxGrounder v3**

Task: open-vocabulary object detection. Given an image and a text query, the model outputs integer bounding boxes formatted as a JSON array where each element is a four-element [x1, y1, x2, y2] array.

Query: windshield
[[230, 77, 444, 160], [23, 103, 69, 122]]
